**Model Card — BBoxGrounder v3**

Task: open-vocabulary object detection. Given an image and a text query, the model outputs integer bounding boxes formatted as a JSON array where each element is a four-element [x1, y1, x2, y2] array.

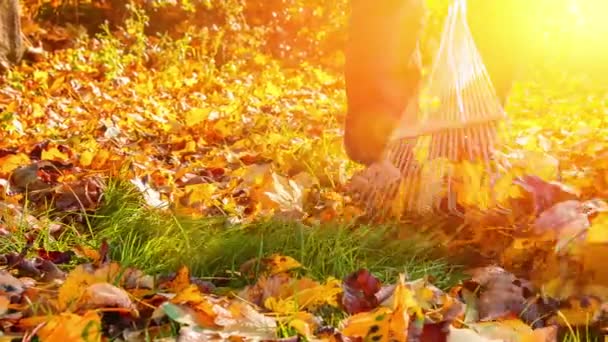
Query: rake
[[352, 0, 509, 219]]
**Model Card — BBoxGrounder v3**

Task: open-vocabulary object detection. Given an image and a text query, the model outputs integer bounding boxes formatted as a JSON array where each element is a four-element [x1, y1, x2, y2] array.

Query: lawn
[[0, 1, 608, 341]]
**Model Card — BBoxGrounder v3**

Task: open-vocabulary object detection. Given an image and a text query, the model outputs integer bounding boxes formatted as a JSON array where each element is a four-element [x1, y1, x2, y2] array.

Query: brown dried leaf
[[81, 282, 137, 313]]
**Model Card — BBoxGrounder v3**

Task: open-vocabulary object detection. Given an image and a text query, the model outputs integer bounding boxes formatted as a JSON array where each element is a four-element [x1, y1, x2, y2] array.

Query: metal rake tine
[[356, 165, 389, 218], [378, 175, 402, 219], [360, 182, 377, 209], [407, 165, 423, 215], [447, 130, 465, 217], [390, 0, 509, 216], [447, 181, 464, 217], [429, 133, 446, 214], [390, 140, 412, 213], [465, 127, 475, 161], [484, 122, 506, 211], [397, 138, 423, 217], [482, 121, 502, 209], [444, 129, 456, 210], [391, 139, 417, 216]]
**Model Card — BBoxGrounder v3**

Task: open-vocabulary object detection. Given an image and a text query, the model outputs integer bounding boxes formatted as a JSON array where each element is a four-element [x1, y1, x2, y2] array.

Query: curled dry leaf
[[464, 319, 557, 342], [36, 249, 74, 264], [463, 266, 535, 322], [53, 177, 103, 211], [57, 262, 151, 311], [514, 175, 580, 216], [130, 177, 170, 210], [532, 200, 604, 253], [81, 282, 137, 314], [0, 253, 66, 283], [9, 163, 53, 194], [0, 271, 24, 299], [161, 283, 278, 336], [264, 173, 305, 214]]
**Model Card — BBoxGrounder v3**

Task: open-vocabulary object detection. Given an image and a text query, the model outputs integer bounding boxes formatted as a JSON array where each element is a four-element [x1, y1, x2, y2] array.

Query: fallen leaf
[[533, 200, 591, 253], [341, 269, 382, 314], [81, 282, 137, 313], [36, 310, 102, 342]]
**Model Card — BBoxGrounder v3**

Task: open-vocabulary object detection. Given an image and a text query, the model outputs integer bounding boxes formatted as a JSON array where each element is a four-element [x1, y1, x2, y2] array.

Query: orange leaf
[[170, 285, 218, 328], [36, 311, 102, 342], [160, 265, 191, 293], [0, 295, 8, 316]]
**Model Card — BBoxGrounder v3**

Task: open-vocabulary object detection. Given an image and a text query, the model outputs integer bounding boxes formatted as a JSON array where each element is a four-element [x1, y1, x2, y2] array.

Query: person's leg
[[343, 0, 426, 166]]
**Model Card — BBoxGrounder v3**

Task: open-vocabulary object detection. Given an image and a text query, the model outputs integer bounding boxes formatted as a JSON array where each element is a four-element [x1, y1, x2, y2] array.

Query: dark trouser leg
[[343, 0, 425, 166]]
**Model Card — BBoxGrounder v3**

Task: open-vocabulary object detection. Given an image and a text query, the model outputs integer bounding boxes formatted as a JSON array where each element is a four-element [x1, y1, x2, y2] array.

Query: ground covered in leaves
[[1, 1, 608, 341]]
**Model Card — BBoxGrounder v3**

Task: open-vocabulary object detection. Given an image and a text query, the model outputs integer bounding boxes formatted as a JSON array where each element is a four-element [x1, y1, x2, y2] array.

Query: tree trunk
[[0, 0, 23, 68]]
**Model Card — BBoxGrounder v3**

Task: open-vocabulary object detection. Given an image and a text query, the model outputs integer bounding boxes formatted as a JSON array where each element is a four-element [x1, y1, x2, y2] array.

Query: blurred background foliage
[[20, 0, 608, 77], [19, 0, 452, 71]]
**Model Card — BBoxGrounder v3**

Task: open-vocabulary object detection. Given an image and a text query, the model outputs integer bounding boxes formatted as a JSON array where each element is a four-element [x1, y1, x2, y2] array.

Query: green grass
[[85, 179, 463, 288], [0, 179, 462, 289]]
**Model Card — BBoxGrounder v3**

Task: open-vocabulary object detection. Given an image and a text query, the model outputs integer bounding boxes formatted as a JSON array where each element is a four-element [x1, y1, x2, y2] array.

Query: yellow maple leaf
[[185, 183, 217, 205], [58, 265, 100, 311], [58, 263, 126, 311], [36, 310, 102, 342], [264, 297, 299, 314], [184, 107, 211, 127], [586, 212, 608, 243], [0, 154, 30, 176], [79, 150, 95, 167], [263, 254, 303, 275], [287, 277, 342, 310], [41, 147, 69, 162]]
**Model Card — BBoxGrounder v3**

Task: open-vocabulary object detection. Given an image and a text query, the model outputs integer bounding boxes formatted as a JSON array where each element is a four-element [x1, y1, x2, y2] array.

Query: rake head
[[350, 0, 510, 220]]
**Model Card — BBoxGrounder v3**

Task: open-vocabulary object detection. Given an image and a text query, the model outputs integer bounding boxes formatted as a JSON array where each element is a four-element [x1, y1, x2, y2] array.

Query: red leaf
[[36, 249, 74, 264], [514, 175, 579, 216], [341, 269, 382, 314]]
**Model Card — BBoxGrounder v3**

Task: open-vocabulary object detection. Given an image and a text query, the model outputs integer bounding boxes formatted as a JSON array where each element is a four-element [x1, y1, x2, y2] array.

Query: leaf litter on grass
[[3, 0, 608, 340], [1, 244, 588, 341]]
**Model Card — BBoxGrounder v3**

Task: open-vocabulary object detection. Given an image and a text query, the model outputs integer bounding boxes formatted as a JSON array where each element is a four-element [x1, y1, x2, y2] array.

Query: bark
[[0, 0, 23, 67]]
